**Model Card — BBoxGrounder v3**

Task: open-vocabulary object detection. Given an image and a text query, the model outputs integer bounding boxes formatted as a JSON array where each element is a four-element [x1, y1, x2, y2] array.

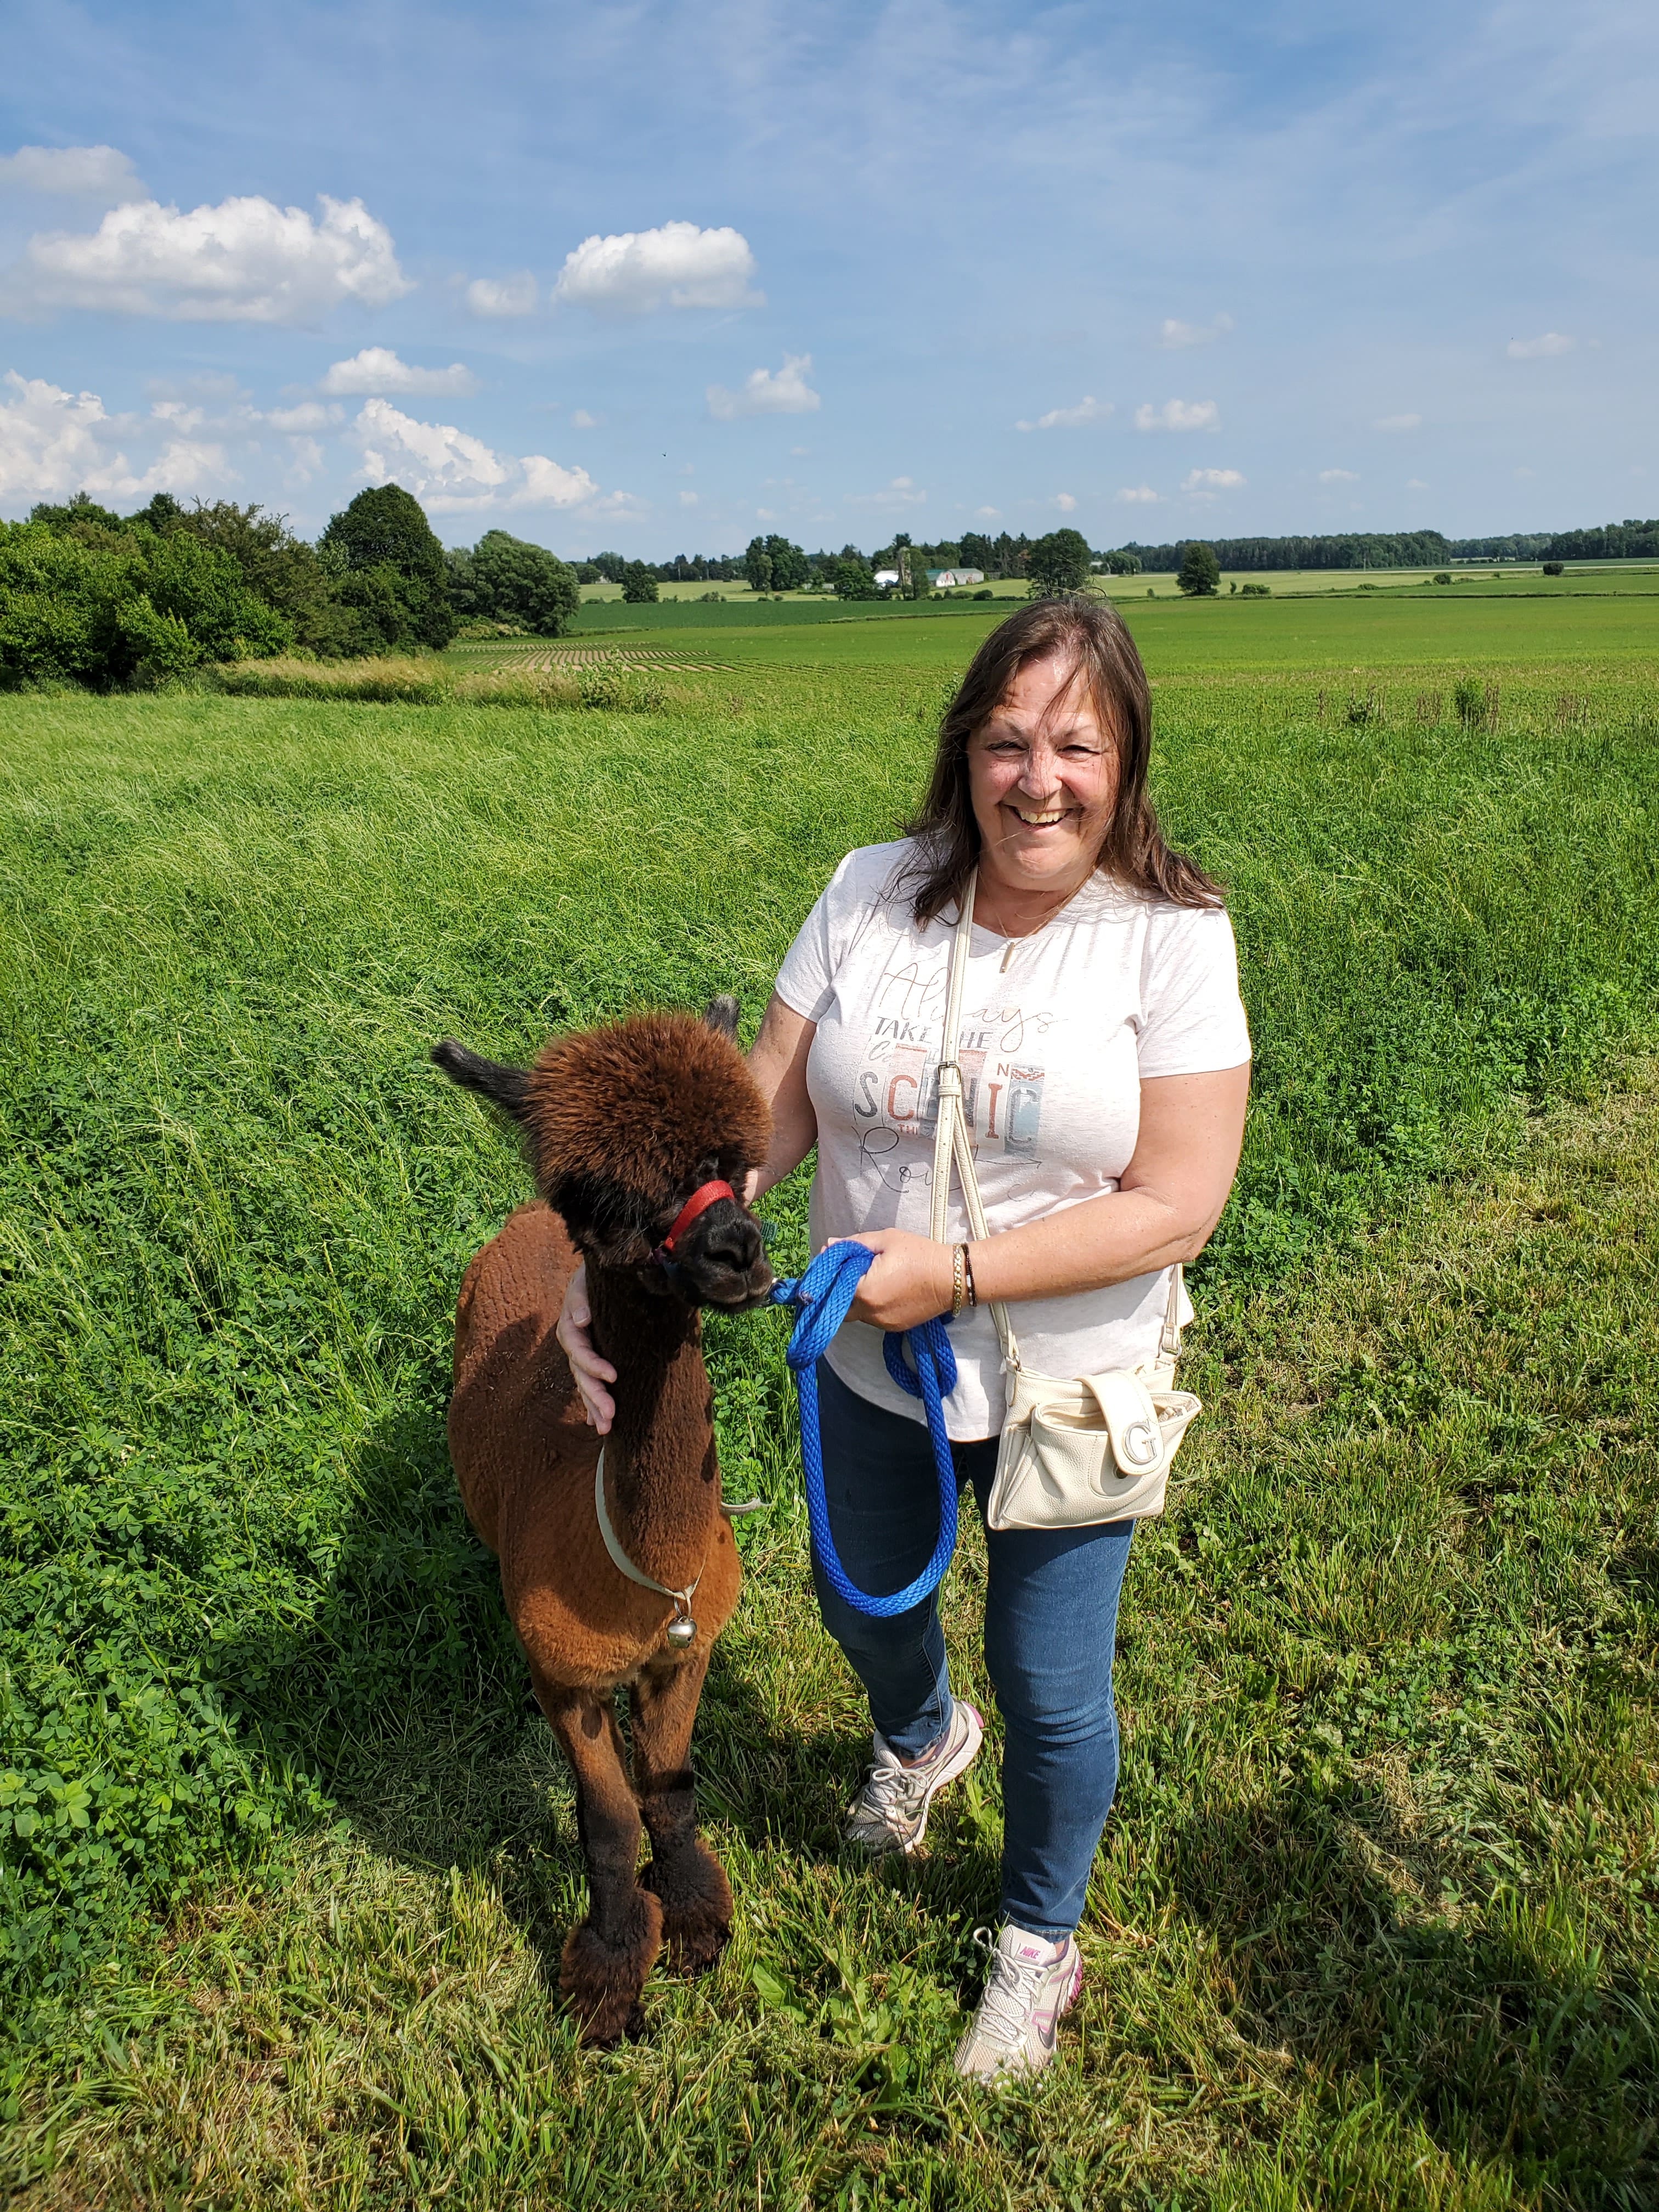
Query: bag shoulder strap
[[930, 872, 1022, 1370], [930, 867, 1184, 1379]]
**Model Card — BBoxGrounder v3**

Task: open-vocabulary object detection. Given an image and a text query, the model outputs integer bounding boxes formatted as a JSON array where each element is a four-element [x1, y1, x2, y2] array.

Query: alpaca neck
[[589, 1266, 717, 1587]]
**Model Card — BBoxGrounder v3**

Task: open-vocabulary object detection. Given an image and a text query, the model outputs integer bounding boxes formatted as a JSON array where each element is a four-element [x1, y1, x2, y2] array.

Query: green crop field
[[449, 586, 1659, 676], [3, 601, 1657, 2208]]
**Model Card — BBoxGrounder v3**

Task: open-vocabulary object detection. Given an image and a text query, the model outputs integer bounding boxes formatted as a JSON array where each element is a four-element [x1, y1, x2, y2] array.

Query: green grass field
[[453, 588, 1659, 676], [2, 599, 1657, 2208]]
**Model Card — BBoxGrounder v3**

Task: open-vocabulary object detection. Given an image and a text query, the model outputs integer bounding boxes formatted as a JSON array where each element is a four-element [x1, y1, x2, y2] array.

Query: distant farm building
[[927, 568, 986, 588]]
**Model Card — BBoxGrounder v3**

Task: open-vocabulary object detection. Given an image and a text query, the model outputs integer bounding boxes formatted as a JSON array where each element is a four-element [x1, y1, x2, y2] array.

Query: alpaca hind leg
[[537, 1680, 662, 2044], [630, 1655, 732, 1973]]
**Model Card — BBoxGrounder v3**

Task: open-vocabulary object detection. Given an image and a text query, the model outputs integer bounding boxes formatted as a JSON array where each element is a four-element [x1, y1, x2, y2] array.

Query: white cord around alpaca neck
[[594, 1445, 703, 1649]]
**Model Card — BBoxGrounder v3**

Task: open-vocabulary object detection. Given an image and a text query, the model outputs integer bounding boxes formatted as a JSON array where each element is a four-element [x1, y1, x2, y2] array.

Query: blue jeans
[[810, 1358, 1134, 1940]]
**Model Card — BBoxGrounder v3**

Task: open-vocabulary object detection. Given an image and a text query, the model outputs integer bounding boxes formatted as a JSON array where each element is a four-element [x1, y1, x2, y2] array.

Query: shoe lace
[[972, 1929, 1048, 2047], [853, 1753, 929, 1825]]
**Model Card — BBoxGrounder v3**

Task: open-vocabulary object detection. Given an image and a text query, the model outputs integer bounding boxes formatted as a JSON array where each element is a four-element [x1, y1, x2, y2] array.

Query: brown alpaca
[[433, 997, 773, 2044]]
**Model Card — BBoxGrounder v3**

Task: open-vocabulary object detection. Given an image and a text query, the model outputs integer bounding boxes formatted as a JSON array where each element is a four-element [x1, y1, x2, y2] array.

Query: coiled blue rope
[[769, 1243, 960, 1617]]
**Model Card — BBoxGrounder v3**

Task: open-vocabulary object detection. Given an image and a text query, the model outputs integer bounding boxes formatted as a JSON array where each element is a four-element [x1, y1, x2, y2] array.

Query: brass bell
[[665, 1612, 697, 1650]]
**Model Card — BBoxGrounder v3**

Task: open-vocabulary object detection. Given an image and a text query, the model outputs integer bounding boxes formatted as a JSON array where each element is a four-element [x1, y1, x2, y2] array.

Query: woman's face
[[967, 652, 1118, 895]]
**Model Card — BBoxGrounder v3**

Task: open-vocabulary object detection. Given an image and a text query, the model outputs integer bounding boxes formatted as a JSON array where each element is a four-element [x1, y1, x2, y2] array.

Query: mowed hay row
[[508, 642, 735, 674]]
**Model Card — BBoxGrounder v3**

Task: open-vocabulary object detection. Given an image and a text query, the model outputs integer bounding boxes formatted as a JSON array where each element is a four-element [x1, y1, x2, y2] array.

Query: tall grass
[[1, 668, 1656, 2205], [208, 653, 675, 711]]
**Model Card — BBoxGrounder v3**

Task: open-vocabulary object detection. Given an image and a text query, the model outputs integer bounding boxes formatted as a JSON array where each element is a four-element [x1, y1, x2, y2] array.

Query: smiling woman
[[560, 596, 1251, 2082]]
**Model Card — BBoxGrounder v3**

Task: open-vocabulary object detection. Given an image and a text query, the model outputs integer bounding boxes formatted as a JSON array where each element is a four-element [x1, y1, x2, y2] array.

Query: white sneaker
[[841, 1700, 984, 1855], [953, 1923, 1083, 2082]]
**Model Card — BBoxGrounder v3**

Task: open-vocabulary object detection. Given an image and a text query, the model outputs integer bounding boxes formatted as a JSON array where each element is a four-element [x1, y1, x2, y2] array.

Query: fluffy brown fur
[[437, 1005, 772, 2045]]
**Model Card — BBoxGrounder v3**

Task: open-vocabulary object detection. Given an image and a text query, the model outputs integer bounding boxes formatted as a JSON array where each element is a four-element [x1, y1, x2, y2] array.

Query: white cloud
[[1135, 398, 1220, 432], [4, 193, 410, 323], [1017, 394, 1111, 432], [353, 397, 600, 514], [321, 347, 476, 397], [1406, 477, 1429, 490], [974, 504, 1001, 518], [1116, 484, 1160, 503], [571, 408, 599, 429], [1182, 467, 1245, 492], [465, 271, 537, 318], [516, 452, 602, 509], [679, 489, 698, 505], [1053, 492, 1077, 511], [263, 400, 342, 433], [847, 475, 927, 510], [554, 221, 760, 314], [285, 436, 324, 484], [707, 351, 820, 420], [1319, 467, 1359, 483], [0, 369, 227, 502], [1375, 412, 1421, 432], [1506, 331, 1575, 359], [0, 144, 144, 199], [1158, 313, 1233, 349]]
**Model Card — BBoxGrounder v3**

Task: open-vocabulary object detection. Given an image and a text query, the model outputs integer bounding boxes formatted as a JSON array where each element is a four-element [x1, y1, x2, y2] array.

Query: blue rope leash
[[769, 1244, 960, 1617]]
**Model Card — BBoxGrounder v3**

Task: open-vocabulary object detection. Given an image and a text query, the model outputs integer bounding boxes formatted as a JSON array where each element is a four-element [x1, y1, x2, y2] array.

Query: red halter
[[654, 1178, 736, 1260]]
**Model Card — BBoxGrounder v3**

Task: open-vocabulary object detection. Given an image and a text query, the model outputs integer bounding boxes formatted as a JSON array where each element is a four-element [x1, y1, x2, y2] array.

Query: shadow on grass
[[205, 1395, 1659, 2200], [1159, 1787, 1659, 2203], [205, 1391, 970, 2006]]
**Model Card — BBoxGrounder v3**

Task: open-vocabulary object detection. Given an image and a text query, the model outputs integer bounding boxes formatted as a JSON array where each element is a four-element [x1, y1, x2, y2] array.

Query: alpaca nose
[[701, 1212, 763, 1273]]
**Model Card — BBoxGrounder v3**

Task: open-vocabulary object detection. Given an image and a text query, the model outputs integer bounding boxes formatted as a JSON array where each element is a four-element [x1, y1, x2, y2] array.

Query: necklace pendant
[[1001, 938, 1016, 971], [665, 1612, 697, 1650]]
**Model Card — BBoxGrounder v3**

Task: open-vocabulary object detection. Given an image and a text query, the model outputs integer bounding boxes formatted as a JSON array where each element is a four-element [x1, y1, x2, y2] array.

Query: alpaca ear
[[704, 994, 739, 1040], [431, 1039, 533, 1120]]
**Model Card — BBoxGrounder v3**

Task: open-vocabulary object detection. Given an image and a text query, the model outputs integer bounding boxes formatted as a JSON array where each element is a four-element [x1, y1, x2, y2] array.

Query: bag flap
[[1082, 1369, 1166, 1477]]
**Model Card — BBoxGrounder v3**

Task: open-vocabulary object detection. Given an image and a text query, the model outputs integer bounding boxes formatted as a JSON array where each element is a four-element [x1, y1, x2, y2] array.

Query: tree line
[[0, 486, 591, 690], [1111, 521, 1659, 573], [8, 483, 1654, 691]]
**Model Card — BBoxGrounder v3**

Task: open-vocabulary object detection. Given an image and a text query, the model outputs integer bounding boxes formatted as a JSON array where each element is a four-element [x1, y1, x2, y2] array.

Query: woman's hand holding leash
[[837, 1229, 956, 1331]]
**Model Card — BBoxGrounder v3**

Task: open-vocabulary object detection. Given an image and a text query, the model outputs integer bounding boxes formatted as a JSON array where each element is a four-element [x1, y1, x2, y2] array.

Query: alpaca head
[[433, 997, 774, 1309]]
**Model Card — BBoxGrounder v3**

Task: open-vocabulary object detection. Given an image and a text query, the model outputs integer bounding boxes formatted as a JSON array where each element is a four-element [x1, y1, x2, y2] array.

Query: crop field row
[[2, 604, 1657, 2208], [549, 589, 1659, 675]]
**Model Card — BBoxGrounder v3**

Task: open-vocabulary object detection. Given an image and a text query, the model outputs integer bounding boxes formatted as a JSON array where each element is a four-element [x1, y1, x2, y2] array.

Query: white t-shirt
[[774, 839, 1251, 1438]]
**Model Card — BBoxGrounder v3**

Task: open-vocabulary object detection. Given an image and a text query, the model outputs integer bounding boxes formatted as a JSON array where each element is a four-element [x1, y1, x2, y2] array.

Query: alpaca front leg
[[538, 1680, 662, 2044], [631, 1653, 732, 1973]]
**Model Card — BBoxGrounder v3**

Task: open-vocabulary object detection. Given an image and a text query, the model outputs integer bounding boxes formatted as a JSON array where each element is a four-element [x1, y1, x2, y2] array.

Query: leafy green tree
[[832, 556, 878, 600], [620, 561, 659, 604], [1177, 542, 1221, 596], [27, 491, 127, 538], [1097, 550, 1141, 575], [959, 532, 995, 574], [167, 501, 333, 643], [453, 531, 580, 635], [1027, 528, 1092, 598], [0, 519, 291, 689], [319, 485, 454, 649], [989, 531, 1031, 579], [744, 533, 808, 594]]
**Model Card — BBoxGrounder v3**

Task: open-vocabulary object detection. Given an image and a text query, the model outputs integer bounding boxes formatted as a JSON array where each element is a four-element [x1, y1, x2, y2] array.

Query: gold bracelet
[[962, 1245, 978, 1308], [950, 1243, 967, 1318]]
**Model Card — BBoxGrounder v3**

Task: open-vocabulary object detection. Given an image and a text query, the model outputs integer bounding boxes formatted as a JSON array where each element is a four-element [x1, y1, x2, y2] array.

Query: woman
[[560, 598, 1250, 2080]]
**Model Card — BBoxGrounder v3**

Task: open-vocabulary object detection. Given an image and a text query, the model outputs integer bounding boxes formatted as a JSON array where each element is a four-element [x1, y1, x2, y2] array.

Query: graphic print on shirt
[[852, 946, 1061, 1190]]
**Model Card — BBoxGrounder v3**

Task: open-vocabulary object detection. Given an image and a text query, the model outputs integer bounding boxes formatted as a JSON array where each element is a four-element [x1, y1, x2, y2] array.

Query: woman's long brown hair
[[898, 596, 1224, 925]]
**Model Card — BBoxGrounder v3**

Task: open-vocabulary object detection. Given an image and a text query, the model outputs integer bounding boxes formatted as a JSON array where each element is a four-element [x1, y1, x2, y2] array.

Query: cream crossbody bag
[[930, 871, 1202, 1530]]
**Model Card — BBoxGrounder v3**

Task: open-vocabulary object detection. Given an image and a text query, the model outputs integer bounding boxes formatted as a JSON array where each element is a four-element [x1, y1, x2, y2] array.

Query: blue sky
[[1, 1, 1654, 552]]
